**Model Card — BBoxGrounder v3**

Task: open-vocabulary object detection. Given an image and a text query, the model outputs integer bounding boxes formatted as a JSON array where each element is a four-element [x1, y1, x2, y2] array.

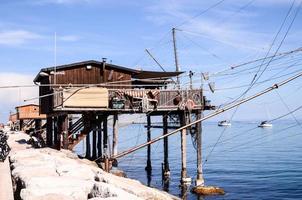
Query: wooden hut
[[15, 104, 46, 131], [33, 59, 212, 185]]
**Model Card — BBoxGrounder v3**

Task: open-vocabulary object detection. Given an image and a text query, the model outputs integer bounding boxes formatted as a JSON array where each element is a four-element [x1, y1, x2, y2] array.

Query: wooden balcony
[[52, 87, 210, 113]]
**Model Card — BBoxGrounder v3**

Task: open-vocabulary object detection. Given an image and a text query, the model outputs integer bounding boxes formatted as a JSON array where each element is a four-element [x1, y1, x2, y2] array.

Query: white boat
[[258, 121, 273, 128], [218, 120, 231, 126], [258, 105, 273, 128]]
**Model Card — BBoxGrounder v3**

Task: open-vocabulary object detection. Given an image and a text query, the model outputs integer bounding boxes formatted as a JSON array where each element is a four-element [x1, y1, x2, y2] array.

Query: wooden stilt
[[163, 113, 170, 178], [180, 112, 190, 185], [196, 110, 205, 186], [145, 115, 152, 171], [53, 117, 59, 149], [56, 115, 67, 150], [46, 116, 53, 147], [61, 115, 68, 149], [35, 119, 41, 131], [19, 119, 23, 131], [103, 115, 108, 157], [97, 116, 103, 158], [92, 128, 97, 159], [85, 131, 91, 159], [112, 113, 118, 157]]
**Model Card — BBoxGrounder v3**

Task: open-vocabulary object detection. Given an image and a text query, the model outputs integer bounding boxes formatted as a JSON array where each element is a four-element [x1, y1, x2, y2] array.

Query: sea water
[[76, 119, 302, 199]]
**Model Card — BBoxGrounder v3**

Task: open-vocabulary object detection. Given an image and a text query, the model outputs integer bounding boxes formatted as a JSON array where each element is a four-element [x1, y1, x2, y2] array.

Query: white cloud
[[145, 0, 301, 53], [58, 35, 80, 42], [0, 30, 42, 46], [30, 0, 95, 5], [0, 73, 38, 122]]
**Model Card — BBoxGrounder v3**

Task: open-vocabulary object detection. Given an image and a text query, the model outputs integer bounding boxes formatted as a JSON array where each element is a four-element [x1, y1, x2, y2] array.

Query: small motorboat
[[258, 121, 272, 128], [218, 120, 231, 127]]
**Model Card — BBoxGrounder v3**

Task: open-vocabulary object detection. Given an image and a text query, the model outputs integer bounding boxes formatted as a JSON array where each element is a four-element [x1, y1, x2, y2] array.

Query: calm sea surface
[[77, 119, 302, 199]]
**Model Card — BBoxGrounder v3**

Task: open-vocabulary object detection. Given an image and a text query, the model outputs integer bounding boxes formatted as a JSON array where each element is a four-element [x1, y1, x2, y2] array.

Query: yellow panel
[[63, 87, 109, 108]]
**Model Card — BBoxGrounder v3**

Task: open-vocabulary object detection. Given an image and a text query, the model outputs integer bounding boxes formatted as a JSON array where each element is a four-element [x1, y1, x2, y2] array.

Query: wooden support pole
[[97, 116, 102, 158], [61, 115, 68, 149], [112, 113, 118, 157], [92, 129, 97, 159], [53, 117, 59, 149], [145, 115, 152, 171], [103, 115, 108, 157], [19, 119, 23, 131], [46, 117, 53, 147], [85, 131, 91, 159], [196, 110, 205, 186], [163, 113, 170, 178], [68, 116, 73, 131], [180, 112, 189, 185], [35, 119, 41, 131]]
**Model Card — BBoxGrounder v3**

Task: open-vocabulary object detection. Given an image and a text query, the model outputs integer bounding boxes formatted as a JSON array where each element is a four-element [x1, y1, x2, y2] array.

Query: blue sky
[[0, 0, 302, 122]]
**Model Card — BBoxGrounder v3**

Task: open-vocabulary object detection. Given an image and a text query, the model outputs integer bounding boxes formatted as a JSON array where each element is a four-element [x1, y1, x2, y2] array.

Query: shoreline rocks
[[8, 132, 179, 200]]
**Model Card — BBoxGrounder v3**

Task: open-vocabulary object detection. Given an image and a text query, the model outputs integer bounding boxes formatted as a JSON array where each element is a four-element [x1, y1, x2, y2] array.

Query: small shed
[[9, 113, 18, 123], [16, 104, 46, 120]]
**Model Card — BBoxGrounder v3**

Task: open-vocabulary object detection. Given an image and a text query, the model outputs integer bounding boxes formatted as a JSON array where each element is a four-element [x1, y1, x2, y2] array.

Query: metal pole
[[172, 28, 180, 87], [107, 71, 302, 160]]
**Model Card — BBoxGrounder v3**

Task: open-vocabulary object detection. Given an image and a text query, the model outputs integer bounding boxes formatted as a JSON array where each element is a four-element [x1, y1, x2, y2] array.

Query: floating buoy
[[192, 185, 225, 195]]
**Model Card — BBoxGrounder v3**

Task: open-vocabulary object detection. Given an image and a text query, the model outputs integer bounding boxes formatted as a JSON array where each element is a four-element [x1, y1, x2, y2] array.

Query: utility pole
[[172, 28, 180, 88]]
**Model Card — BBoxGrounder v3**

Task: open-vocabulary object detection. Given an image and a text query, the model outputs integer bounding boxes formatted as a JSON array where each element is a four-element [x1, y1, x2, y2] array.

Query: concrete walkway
[[0, 131, 31, 200], [0, 158, 14, 200]]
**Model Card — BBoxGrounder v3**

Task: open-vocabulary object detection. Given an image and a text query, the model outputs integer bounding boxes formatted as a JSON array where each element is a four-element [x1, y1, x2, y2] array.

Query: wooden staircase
[[67, 116, 93, 150]]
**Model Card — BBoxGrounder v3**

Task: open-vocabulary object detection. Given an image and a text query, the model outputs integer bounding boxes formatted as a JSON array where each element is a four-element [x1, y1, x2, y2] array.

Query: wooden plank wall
[[49, 65, 132, 86], [17, 105, 46, 119]]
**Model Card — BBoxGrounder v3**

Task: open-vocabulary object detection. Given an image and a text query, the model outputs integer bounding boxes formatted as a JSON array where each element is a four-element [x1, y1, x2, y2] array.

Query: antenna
[[54, 32, 57, 86], [172, 28, 180, 88]]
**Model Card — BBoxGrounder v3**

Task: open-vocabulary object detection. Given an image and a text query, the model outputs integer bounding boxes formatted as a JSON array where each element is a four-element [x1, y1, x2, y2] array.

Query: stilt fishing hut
[[14, 104, 46, 132], [33, 59, 214, 188]]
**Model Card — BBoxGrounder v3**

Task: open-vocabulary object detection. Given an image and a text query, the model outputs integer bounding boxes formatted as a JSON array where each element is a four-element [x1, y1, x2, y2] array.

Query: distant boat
[[218, 120, 231, 127], [258, 105, 273, 128], [258, 121, 273, 128]]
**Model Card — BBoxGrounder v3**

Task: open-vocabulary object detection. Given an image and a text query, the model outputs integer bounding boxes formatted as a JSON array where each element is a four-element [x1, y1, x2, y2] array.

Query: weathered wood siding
[[16, 105, 46, 119], [49, 65, 131, 86], [40, 77, 52, 114], [40, 64, 133, 114]]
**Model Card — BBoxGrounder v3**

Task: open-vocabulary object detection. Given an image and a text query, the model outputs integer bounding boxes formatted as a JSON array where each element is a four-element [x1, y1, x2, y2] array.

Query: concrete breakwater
[[6, 131, 179, 200]]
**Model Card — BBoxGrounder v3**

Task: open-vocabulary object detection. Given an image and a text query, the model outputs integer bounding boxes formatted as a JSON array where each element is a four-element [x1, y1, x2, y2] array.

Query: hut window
[[86, 65, 92, 70]]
